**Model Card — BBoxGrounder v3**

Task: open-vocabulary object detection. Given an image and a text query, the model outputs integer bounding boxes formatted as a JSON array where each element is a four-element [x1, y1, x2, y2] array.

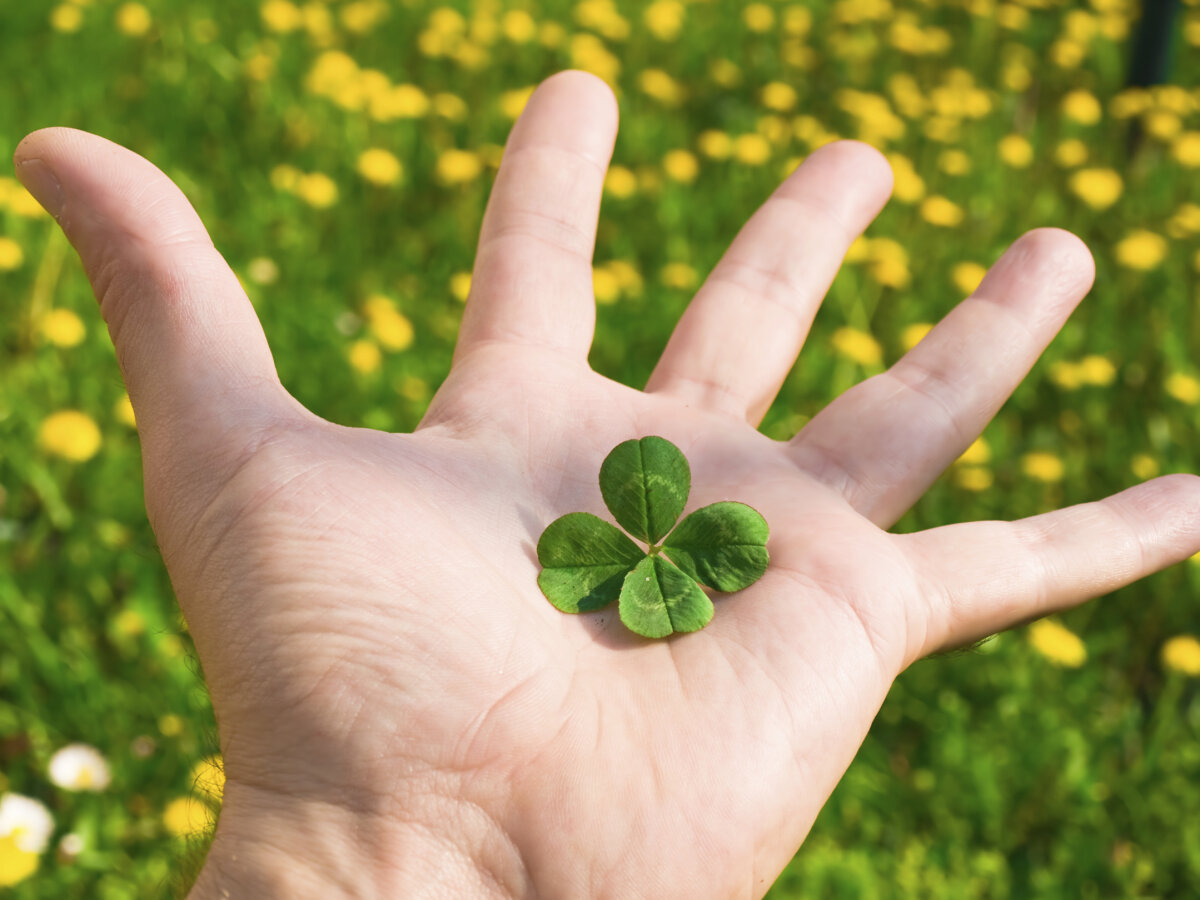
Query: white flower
[[58, 832, 85, 857], [0, 793, 54, 853], [48, 743, 111, 792]]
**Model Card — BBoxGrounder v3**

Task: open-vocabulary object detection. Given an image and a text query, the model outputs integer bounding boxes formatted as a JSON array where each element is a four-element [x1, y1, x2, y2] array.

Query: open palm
[[17, 72, 1200, 899]]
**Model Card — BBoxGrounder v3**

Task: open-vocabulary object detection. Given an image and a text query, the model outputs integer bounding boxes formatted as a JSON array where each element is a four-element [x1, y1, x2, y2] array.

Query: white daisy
[[0, 793, 54, 853], [48, 743, 112, 792]]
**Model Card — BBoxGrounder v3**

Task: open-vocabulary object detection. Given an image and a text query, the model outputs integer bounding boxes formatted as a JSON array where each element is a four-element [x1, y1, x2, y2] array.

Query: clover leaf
[[536, 436, 769, 639]]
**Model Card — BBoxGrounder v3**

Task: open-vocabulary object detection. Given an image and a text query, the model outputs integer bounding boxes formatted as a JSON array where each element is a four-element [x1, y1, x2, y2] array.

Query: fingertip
[[506, 70, 619, 172], [538, 69, 619, 122], [1030, 226, 1095, 288]]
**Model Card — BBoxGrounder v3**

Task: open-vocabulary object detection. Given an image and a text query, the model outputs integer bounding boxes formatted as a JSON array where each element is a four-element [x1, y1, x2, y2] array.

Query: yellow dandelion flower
[[604, 165, 637, 198], [50, 4, 83, 32], [357, 148, 403, 187], [499, 86, 535, 120], [783, 6, 812, 35], [606, 260, 643, 296], [302, 2, 333, 42], [436, 149, 482, 185], [938, 149, 971, 176], [115, 2, 151, 36], [1145, 110, 1182, 141], [1029, 619, 1087, 667], [7, 186, 48, 218], [920, 195, 964, 227], [1068, 168, 1122, 210], [113, 608, 145, 636], [261, 0, 302, 32], [1063, 9, 1098, 42], [866, 237, 911, 288], [1050, 38, 1085, 69], [1050, 361, 1082, 390], [432, 93, 467, 121], [340, 0, 388, 34], [885, 153, 925, 203], [844, 236, 870, 264], [1162, 635, 1200, 676], [348, 339, 382, 375], [733, 133, 772, 166], [955, 466, 993, 491], [663, 149, 699, 183], [295, 172, 338, 209], [449, 272, 471, 303], [1078, 354, 1116, 386], [158, 715, 183, 737], [831, 327, 883, 367], [998, 134, 1034, 168], [997, 4, 1030, 29], [39, 309, 86, 347], [743, 3, 775, 31], [709, 58, 741, 88], [697, 130, 732, 160], [1001, 58, 1032, 91], [538, 21, 565, 47], [1110, 88, 1151, 119], [190, 756, 225, 803], [593, 267, 620, 305], [762, 81, 798, 111], [1062, 89, 1102, 124], [163, 796, 215, 838], [363, 295, 414, 351], [1171, 132, 1200, 167], [574, 0, 630, 41], [639, 69, 683, 106], [38, 410, 101, 462], [569, 33, 619, 84], [372, 84, 430, 120], [661, 262, 697, 289], [1114, 230, 1167, 270], [1055, 139, 1088, 167], [114, 393, 136, 428], [952, 261, 987, 294], [1022, 451, 1065, 483], [1167, 203, 1200, 238], [0, 237, 24, 271], [901, 322, 933, 351], [644, 0, 684, 40], [501, 9, 536, 42], [958, 436, 992, 465], [1130, 454, 1159, 480], [1166, 372, 1200, 404]]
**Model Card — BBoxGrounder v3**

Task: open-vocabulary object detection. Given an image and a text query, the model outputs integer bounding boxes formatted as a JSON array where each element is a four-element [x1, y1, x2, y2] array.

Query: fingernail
[[14, 157, 64, 220]]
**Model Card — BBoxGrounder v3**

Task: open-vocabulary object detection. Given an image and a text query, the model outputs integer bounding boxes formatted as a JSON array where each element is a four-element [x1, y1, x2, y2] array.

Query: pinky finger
[[900, 474, 1200, 661]]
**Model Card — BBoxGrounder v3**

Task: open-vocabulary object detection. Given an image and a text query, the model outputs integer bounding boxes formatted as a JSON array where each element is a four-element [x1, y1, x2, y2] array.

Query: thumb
[[13, 128, 303, 532]]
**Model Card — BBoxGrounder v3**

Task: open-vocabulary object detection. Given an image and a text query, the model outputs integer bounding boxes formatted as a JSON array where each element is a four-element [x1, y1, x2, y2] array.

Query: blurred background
[[2, 0, 1200, 896]]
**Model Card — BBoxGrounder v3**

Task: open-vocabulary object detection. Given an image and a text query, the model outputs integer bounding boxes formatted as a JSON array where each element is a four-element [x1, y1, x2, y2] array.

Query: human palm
[[16, 72, 1200, 899]]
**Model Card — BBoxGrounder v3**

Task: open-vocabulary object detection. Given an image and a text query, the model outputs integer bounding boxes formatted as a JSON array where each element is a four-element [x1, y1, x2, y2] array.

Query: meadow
[[2, 0, 1200, 896]]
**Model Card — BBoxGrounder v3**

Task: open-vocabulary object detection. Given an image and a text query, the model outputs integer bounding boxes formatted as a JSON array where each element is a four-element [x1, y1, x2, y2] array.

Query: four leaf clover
[[536, 436, 770, 638]]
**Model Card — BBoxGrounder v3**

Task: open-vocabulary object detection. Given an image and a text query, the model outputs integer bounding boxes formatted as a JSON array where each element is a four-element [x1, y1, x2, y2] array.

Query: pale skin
[[14, 71, 1200, 898]]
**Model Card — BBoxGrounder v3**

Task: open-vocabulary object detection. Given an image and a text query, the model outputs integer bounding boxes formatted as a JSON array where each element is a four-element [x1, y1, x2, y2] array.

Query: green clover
[[536, 436, 770, 639]]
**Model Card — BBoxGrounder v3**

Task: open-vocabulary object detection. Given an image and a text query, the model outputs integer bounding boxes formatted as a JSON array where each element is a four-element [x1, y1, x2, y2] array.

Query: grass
[[2, 0, 1200, 896]]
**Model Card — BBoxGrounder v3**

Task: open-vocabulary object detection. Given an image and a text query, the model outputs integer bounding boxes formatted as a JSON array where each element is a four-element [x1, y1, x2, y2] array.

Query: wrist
[[187, 780, 531, 900]]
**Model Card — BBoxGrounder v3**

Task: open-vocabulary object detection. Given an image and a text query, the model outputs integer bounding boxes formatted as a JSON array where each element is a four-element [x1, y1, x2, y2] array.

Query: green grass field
[[3, 0, 1200, 896]]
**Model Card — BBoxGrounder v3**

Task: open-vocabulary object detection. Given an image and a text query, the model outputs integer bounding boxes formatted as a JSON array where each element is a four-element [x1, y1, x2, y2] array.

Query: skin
[[14, 71, 1200, 899]]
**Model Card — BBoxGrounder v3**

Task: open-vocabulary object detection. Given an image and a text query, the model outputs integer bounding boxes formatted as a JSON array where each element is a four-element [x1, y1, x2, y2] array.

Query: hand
[[16, 71, 1200, 899]]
